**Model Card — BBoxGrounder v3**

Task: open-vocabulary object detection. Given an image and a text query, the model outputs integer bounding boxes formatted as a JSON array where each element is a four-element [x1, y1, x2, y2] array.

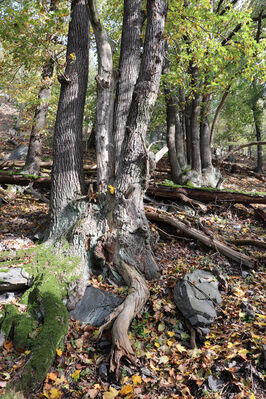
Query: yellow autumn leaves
[[103, 375, 142, 398]]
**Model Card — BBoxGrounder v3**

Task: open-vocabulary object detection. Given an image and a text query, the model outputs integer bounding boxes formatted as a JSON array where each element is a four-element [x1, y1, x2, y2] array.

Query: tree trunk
[[113, 0, 144, 176], [87, 0, 115, 189], [163, 44, 181, 183], [48, 0, 89, 241], [23, 0, 59, 175], [252, 106, 263, 174], [210, 85, 230, 145], [190, 67, 201, 180], [200, 94, 212, 170], [95, 0, 167, 375]]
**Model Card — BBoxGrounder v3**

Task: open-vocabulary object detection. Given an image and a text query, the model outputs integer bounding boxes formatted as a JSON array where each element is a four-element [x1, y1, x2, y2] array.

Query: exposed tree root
[[98, 260, 149, 379]]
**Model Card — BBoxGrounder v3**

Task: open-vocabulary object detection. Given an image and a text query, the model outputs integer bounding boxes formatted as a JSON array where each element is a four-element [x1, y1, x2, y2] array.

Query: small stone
[[208, 375, 223, 392], [98, 363, 108, 381]]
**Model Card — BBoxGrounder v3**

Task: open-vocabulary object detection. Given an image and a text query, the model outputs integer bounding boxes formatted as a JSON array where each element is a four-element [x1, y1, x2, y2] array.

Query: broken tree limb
[[145, 208, 255, 268], [147, 185, 266, 205], [218, 141, 266, 166], [226, 239, 266, 249]]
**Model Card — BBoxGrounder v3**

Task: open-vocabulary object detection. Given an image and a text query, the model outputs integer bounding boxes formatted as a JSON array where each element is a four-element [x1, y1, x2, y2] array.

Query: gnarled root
[[98, 260, 149, 379]]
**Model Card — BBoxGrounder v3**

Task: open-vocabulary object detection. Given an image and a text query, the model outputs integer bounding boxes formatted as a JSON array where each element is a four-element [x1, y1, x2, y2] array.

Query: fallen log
[[1, 174, 265, 206], [218, 141, 266, 166], [147, 185, 266, 205], [0, 160, 97, 170], [226, 239, 266, 249], [145, 208, 255, 268]]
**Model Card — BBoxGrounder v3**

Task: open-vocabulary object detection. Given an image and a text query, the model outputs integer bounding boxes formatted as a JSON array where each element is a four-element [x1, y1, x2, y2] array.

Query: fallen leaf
[[56, 348, 62, 357], [47, 372, 58, 382], [176, 343, 187, 353], [132, 375, 142, 385], [49, 387, 63, 399], [3, 340, 13, 351], [159, 355, 169, 364], [103, 386, 119, 399], [88, 388, 99, 398], [120, 384, 133, 396]]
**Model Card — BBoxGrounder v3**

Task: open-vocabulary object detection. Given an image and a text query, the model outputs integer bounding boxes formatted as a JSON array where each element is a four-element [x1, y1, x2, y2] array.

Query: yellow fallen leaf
[[249, 394, 255, 399], [71, 369, 81, 381], [176, 343, 186, 353], [167, 331, 175, 337], [49, 387, 63, 399], [233, 288, 245, 297], [238, 348, 248, 359], [167, 339, 174, 347], [56, 348, 62, 356], [256, 313, 266, 319], [47, 372, 58, 381], [103, 386, 119, 399], [25, 350, 31, 355], [132, 375, 142, 385], [120, 384, 133, 396], [154, 342, 160, 348], [159, 355, 169, 364]]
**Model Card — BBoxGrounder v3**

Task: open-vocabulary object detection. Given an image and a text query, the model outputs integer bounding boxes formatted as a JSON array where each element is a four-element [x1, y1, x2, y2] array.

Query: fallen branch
[[226, 239, 266, 249], [145, 208, 255, 268], [147, 185, 266, 205], [218, 141, 266, 166]]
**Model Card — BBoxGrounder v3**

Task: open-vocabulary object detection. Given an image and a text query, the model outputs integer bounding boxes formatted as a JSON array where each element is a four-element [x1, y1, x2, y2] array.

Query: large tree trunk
[[48, 0, 89, 241], [93, 0, 167, 375], [113, 0, 144, 176]]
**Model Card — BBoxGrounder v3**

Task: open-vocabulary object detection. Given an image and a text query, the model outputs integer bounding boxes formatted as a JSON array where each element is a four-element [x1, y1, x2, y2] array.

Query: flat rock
[[70, 285, 123, 326], [0, 268, 31, 292], [174, 269, 222, 327], [5, 144, 28, 160]]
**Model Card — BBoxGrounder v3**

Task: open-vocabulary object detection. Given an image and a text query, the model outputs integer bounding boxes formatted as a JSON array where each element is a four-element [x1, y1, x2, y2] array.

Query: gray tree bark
[[23, 0, 59, 175], [48, 0, 89, 241], [113, 0, 144, 176]]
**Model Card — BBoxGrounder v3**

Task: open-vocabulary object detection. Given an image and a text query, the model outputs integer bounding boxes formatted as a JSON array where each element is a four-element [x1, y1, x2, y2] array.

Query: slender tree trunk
[[175, 112, 187, 170], [23, 0, 59, 175], [48, 0, 89, 240], [113, 0, 144, 176], [253, 108, 263, 173], [210, 85, 230, 145], [190, 67, 201, 176], [185, 102, 192, 165], [87, 0, 114, 190], [163, 43, 181, 182], [200, 94, 212, 170], [23, 59, 54, 175]]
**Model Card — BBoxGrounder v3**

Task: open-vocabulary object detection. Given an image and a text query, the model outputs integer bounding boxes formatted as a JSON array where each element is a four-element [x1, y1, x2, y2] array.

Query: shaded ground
[[0, 94, 265, 398]]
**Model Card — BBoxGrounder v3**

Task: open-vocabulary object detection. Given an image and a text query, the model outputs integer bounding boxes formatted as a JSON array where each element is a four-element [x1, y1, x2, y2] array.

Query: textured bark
[[87, 0, 114, 189], [113, 0, 144, 176], [252, 107, 263, 174], [200, 94, 213, 170], [97, 0, 168, 374], [23, 59, 54, 175], [23, 0, 59, 175], [190, 67, 201, 175], [48, 0, 89, 240]]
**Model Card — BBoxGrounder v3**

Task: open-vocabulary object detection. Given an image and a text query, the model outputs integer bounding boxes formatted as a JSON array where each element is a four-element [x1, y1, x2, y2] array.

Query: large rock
[[174, 269, 222, 327], [5, 145, 28, 160], [70, 285, 123, 326], [0, 268, 31, 292]]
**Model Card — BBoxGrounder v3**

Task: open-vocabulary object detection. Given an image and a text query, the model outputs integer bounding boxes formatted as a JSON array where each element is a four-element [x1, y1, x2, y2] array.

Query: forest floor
[[0, 96, 265, 399]]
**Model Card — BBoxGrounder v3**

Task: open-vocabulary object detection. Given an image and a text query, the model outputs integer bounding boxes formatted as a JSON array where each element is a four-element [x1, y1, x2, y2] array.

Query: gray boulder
[[70, 285, 123, 326], [174, 269, 222, 327], [5, 145, 28, 160], [0, 268, 31, 292]]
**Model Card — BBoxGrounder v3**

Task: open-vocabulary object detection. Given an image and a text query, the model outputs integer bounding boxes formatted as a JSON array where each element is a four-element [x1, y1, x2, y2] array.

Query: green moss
[[0, 304, 19, 337], [0, 269, 9, 272], [18, 274, 68, 394], [159, 180, 266, 196]]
